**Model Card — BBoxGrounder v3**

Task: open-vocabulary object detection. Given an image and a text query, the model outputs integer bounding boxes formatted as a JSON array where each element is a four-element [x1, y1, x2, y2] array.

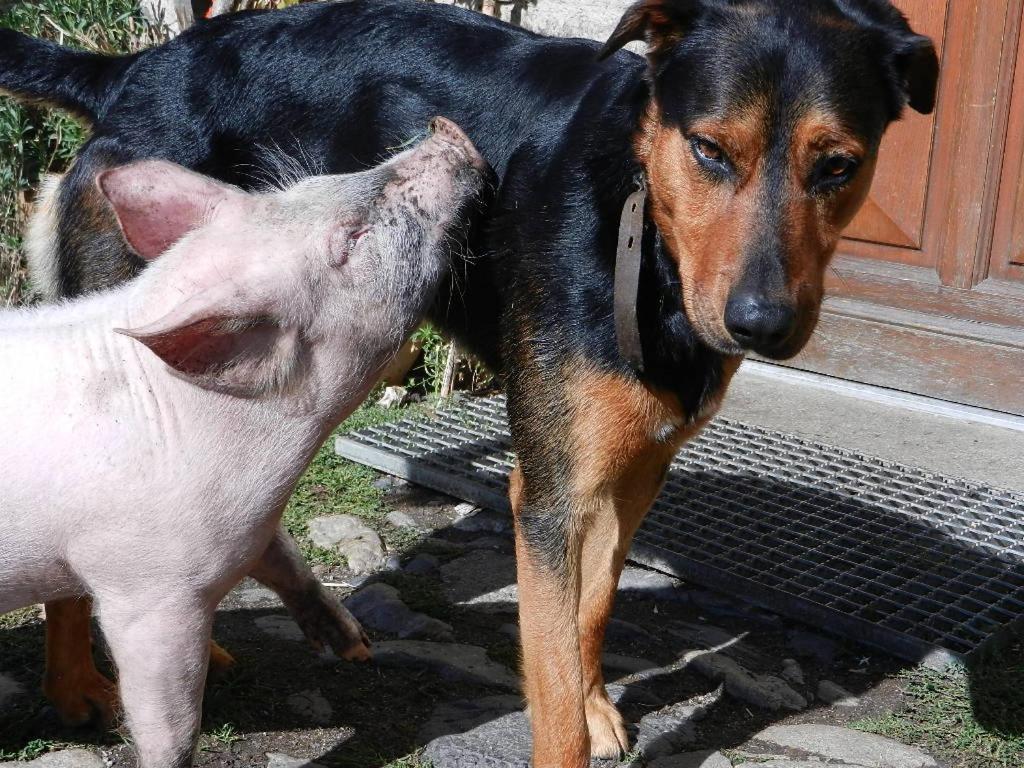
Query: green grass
[[380, 755, 431, 768], [0, 606, 37, 630], [0, 0, 167, 306], [854, 653, 1024, 768], [0, 739, 59, 762], [282, 398, 431, 566]]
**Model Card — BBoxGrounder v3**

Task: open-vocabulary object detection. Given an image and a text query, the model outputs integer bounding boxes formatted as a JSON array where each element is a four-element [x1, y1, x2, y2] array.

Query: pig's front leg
[[96, 595, 213, 768], [251, 526, 371, 661]]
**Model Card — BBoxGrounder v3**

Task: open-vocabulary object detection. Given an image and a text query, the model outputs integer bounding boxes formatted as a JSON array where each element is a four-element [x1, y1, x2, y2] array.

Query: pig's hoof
[[208, 640, 237, 677], [341, 636, 373, 662], [295, 595, 372, 662], [44, 669, 119, 727]]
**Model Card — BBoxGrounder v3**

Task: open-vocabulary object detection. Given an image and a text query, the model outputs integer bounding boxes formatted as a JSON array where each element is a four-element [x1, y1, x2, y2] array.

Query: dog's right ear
[[598, 0, 702, 61], [97, 161, 237, 261]]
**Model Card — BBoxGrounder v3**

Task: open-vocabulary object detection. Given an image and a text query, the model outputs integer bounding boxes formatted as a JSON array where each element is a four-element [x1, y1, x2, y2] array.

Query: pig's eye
[[329, 226, 370, 268]]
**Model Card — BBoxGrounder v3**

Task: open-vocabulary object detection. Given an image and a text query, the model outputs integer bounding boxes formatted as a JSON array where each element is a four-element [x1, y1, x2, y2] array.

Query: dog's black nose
[[724, 292, 797, 352]]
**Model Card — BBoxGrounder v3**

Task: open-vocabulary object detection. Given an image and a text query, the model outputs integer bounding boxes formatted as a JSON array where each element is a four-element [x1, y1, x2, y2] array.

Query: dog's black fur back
[[1, 0, 933, 416]]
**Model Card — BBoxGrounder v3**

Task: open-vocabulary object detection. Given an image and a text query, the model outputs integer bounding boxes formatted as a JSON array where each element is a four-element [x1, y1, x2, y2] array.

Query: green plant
[[0, 0, 167, 307], [0, 739, 58, 762], [204, 723, 242, 749], [411, 324, 449, 393], [853, 656, 1024, 768]]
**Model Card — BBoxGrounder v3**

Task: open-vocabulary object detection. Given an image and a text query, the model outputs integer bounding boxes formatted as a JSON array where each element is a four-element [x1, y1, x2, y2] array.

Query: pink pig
[[0, 118, 487, 768]]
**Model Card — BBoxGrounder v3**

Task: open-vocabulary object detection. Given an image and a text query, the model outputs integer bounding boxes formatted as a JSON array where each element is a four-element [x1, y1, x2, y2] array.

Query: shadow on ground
[[2, 463, 1022, 766]]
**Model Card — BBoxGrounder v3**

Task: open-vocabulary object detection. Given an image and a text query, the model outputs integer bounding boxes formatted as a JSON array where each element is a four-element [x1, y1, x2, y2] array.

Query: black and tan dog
[[0, 0, 937, 764]]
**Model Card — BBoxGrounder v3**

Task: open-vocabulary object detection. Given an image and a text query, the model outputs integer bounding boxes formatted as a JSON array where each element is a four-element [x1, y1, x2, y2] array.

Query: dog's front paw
[[44, 666, 119, 728], [585, 688, 629, 759]]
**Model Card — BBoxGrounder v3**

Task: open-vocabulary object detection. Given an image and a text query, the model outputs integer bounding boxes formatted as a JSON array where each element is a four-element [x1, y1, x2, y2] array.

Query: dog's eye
[[824, 156, 855, 177], [813, 154, 860, 191], [690, 136, 727, 167]]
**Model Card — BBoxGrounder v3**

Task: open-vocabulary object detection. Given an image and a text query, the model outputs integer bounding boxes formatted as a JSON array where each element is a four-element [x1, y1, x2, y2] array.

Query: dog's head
[[602, 0, 938, 359]]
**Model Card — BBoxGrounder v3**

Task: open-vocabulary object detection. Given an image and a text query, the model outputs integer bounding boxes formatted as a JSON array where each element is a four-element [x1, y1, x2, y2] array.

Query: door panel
[[842, 0, 948, 256], [990, 2, 1024, 283], [775, 0, 1024, 415]]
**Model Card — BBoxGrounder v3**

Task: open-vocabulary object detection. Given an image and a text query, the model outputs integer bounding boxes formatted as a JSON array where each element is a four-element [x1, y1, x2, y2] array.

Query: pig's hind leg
[[251, 526, 371, 661], [96, 594, 213, 768]]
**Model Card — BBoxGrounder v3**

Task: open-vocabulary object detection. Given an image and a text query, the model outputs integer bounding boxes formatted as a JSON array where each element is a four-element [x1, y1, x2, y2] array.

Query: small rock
[[688, 590, 780, 626], [602, 652, 659, 676], [422, 686, 631, 767], [649, 751, 732, 768], [817, 680, 860, 707], [452, 507, 511, 533], [0, 750, 105, 768], [307, 514, 377, 549], [440, 551, 518, 612], [423, 707, 531, 767], [372, 475, 408, 492], [374, 641, 519, 690], [754, 724, 939, 768], [305, 515, 386, 575], [619, 566, 687, 602], [453, 502, 479, 519], [266, 753, 326, 768], [377, 385, 410, 409], [386, 510, 421, 529], [636, 686, 722, 759], [340, 538, 385, 575], [687, 651, 806, 711], [344, 583, 454, 641], [781, 658, 805, 686], [418, 694, 524, 742], [254, 615, 306, 643], [606, 617, 657, 646], [0, 673, 24, 709], [286, 689, 333, 725], [421, 537, 470, 555], [464, 536, 514, 553], [403, 553, 441, 576], [383, 554, 403, 572]]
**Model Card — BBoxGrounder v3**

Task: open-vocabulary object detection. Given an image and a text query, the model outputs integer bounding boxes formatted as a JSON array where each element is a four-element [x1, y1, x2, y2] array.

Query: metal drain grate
[[336, 395, 1024, 666]]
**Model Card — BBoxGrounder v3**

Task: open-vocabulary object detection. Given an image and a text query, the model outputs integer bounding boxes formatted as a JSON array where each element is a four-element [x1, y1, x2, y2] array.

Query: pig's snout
[[427, 117, 489, 176]]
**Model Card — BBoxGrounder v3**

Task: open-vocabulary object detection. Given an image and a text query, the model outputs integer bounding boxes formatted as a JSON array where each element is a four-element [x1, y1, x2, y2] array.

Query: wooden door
[[774, 0, 1024, 416]]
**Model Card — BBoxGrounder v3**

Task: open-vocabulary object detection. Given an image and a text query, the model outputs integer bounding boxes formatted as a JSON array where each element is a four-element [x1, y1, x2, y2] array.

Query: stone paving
[[0, 477, 942, 767]]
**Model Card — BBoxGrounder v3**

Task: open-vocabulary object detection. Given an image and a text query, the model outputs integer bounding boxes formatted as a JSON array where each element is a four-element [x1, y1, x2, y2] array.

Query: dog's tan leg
[[43, 596, 119, 726], [510, 464, 590, 768], [44, 595, 236, 725], [509, 355, 737, 766]]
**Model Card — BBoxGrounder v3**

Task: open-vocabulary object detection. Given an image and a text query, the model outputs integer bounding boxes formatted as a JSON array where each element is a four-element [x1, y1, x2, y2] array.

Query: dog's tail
[[0, 29, 134, 123]]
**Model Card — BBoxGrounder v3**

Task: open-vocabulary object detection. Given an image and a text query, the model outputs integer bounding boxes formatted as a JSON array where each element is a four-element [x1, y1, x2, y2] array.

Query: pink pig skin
[[0, 118, 486, 768]]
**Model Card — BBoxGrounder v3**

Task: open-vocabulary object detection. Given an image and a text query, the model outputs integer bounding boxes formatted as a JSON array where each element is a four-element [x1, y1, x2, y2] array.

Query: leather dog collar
[[614, 185, 647, 373]]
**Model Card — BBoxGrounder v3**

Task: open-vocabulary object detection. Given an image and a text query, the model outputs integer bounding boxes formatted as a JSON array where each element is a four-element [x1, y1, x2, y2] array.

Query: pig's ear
[[97, 161, 236, 261], [116, 300, 303, 398]]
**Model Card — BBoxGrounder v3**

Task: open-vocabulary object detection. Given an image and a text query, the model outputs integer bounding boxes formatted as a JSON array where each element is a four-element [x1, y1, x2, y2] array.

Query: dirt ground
[[0, 475, 935, 768]]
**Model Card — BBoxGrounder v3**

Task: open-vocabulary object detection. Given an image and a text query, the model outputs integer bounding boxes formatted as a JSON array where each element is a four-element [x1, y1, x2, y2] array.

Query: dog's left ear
[[598, 0, 701, 61], [892, 34, 939, 114]]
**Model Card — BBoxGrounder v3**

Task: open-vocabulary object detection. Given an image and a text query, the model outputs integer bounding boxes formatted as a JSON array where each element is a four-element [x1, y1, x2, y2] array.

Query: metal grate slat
[[336, 395, 1024, 667]]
